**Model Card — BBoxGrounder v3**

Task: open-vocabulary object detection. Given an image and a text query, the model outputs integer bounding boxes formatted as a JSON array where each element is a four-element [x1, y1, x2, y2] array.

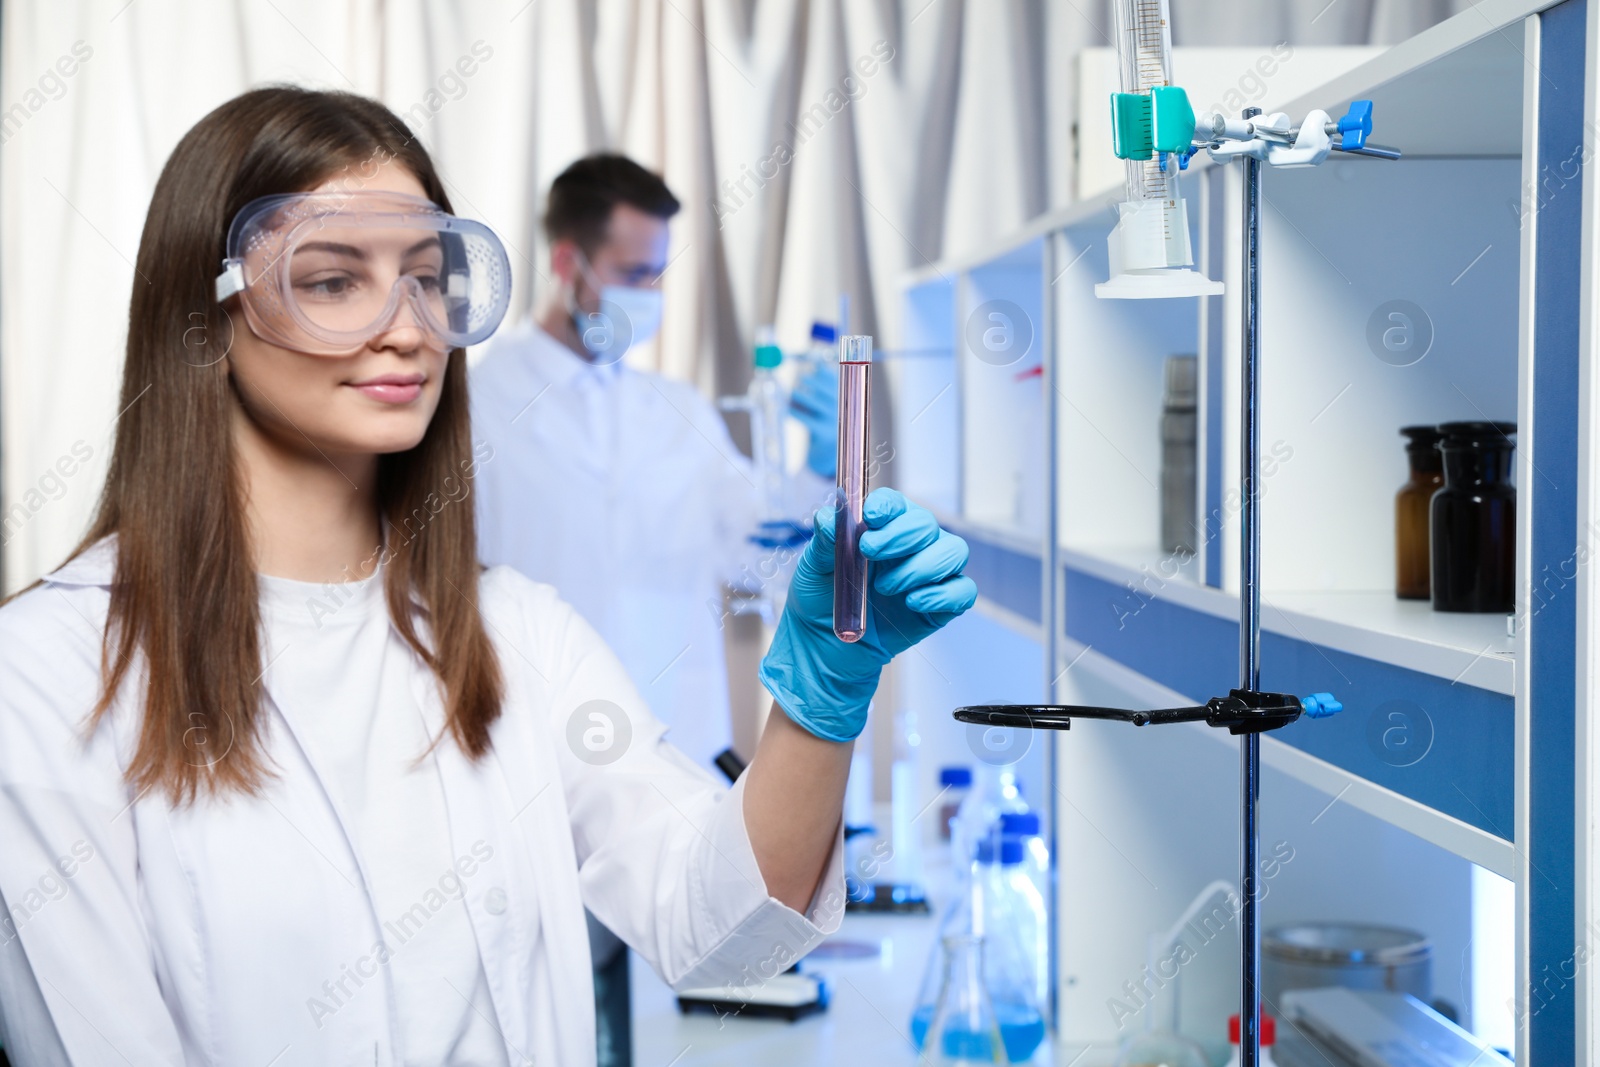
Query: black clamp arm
[[954, 687, 1339, 737]]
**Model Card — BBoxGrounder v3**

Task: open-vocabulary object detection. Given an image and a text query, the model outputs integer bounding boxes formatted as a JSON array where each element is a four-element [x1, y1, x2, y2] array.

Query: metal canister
[[1160, 355, 1198, 555], [1263, 922, 1431, 1006]]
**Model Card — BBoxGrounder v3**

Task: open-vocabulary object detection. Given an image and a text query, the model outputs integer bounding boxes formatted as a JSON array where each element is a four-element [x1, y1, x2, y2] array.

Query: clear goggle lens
[[217, 192, 510, 355]]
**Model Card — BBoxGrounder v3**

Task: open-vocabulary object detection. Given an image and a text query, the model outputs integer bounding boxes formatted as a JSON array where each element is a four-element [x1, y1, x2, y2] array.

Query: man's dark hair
[[543, 152, 681, 252]]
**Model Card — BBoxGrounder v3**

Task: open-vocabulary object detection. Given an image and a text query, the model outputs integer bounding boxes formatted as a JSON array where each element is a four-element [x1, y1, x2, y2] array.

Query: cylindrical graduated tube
[[1112, 0, 1180, 207], [833, 335, 872, 642]]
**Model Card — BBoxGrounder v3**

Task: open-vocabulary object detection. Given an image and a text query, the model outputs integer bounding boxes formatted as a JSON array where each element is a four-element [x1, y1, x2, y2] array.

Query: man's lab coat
[[470, 322, 829, 769], [0, 537, 845, 1065]]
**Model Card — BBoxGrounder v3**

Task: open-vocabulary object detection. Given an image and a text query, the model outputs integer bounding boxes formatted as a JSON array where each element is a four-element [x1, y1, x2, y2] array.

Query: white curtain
[[0, 0, 1461, 589]]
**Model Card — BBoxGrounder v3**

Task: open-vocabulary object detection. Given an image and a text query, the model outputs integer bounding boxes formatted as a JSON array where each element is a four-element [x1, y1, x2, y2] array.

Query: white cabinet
[[889, 2, 1591, 1061]]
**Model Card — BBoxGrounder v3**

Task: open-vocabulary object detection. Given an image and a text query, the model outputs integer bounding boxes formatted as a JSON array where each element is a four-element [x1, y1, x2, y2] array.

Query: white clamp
[[1196, 109, 1335, 169]]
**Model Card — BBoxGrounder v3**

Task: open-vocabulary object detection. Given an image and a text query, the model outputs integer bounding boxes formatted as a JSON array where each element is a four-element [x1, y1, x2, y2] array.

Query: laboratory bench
[[629, 911, 942, 1066], [629, 896, 1106, 1066]]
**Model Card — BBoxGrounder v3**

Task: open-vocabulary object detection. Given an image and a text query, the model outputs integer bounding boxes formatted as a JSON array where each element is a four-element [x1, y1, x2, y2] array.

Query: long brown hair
[[47, 86, 505, 804]]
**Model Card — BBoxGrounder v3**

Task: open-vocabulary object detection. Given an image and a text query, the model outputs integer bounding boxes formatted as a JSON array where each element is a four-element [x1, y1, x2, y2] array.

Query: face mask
[[568, 251, 664, 364]]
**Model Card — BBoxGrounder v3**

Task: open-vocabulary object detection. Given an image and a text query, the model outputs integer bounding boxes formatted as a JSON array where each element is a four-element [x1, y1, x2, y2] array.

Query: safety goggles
[[214, 191, 511, 356]]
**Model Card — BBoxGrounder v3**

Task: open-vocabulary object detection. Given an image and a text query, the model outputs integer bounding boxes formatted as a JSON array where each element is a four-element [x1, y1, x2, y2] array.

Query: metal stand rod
[[1239, 107, 1264, 1067], [1041, 232, 1063, 1035]]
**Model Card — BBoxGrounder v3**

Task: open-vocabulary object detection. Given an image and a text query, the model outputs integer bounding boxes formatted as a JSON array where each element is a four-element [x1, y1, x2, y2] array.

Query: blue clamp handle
[[1337, 101, 1373, 150], [1300, 692, 1343, 719], [1157, 145, 1202, 174]]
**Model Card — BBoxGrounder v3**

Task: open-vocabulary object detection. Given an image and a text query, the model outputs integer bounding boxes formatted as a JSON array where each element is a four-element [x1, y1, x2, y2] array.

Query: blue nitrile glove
[[790, 365, 840, 480], [759, 488, 978, 742]]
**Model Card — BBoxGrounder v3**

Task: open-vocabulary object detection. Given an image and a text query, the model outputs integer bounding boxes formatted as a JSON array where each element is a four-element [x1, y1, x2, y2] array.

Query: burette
[[1097, 0, 1221, 299], [956, 2, 1399, 1065]]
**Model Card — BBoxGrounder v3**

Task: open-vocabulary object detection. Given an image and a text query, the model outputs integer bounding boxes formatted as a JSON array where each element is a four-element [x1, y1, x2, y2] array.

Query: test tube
[[834, 335, 872, 642]]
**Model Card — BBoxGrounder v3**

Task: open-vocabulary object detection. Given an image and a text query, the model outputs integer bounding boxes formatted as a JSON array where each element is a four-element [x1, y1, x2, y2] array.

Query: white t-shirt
[[257, 564, 509, 1067]]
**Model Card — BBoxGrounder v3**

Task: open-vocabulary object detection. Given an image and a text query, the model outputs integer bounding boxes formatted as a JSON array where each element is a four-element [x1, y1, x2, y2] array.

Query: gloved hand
[[759, 488, 978, 742], [789, 365, 840, 480]]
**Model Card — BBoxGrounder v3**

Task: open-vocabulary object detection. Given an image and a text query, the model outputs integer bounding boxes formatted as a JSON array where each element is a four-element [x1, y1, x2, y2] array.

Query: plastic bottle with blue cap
[[999, 810, 1049, 907], [951, 766, 1028, 869], [938, 766, 973, 844], [911, 834, 1047, 1064]]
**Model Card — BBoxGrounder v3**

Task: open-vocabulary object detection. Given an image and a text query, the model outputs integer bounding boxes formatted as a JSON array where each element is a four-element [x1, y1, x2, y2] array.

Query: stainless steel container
[[1160, 355, 1198, 555], [1263, 922, 1432, 1007]]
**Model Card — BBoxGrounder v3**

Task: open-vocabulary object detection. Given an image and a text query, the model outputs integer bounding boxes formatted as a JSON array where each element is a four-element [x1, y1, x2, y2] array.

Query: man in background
[[470, 153, 837, 771]]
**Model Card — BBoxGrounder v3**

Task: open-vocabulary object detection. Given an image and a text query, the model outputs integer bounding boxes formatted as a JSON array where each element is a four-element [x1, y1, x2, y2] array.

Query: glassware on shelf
[[1115, 881, 1235, 1067], [1395, 425, 1445, 600], [919, 934, 1013, 1065], [1430, 421, 1516, 613], [1160, 355, 1199, 555]]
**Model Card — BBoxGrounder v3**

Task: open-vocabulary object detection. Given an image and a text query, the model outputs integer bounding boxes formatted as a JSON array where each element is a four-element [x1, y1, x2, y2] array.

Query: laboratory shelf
[[891, 0, 1588, 1057], [1262, 590, 1515, 696], [1054, 541, 1516, 696], [896, 0, 1539, 296], [1058, 543, 1206, 597], [952, 556, 1504, 697], [1061, 639, 1517, 880], [1063, 562, 1515, 841], [936, 512, 1043, 631], [937, 520, 1519, 846]]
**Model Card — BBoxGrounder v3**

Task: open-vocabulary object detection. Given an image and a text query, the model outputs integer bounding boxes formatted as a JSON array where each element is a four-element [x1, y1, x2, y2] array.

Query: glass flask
[[912, 857, 979, 1048], [1430, 421, 1516, 613], [911, 847, 1046, 1064], [920, 934, 1012, 1066], [1395, 425, 1443, 600]]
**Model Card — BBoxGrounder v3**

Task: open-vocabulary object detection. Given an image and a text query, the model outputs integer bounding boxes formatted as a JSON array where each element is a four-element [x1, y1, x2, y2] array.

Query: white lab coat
[[0, 536, 845, 1065], [470, 323, 830, 770]]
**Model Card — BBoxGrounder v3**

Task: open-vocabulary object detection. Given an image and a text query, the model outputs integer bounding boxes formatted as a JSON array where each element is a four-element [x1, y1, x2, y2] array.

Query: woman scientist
[[0, 87, 976, 1066]]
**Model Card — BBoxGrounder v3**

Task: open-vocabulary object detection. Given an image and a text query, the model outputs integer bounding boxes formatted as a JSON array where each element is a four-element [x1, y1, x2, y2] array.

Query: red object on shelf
[[1228, 1012, 1276, 1046]]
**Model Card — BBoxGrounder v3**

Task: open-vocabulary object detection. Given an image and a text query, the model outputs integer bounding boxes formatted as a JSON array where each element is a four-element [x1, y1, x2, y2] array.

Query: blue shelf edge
[[949, 514, 1515, 843], [1063, 567, 1513, 842], [950, 522, 1044, 626]]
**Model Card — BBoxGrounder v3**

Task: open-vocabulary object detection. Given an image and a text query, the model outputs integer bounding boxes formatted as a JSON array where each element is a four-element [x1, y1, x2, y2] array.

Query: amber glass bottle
[[1396, 426, 1444, 600], [1431, 421, 1516, 613]]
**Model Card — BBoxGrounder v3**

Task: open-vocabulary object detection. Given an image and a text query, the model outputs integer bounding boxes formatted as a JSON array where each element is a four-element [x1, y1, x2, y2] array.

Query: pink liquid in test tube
[[834, 335, 872, 642]]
